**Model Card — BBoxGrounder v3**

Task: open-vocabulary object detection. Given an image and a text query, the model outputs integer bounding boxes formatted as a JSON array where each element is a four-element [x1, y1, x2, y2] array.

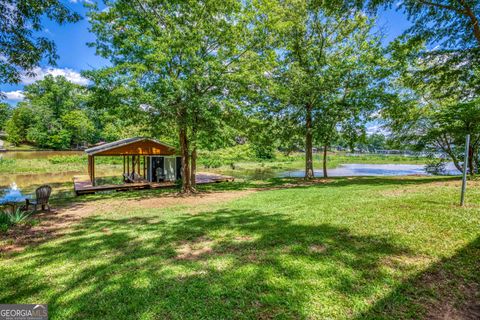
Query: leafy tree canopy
[[5, 75, 95, 149], [88, 0, 268, 192], [0, 0, 80, 86], [344, 0, 480, 98], [0, 103, 11, 130], [257, 0, 392, 178]]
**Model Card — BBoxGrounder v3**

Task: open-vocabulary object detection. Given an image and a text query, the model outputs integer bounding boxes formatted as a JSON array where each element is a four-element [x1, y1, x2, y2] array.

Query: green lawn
[[0, 176, 478, 319]]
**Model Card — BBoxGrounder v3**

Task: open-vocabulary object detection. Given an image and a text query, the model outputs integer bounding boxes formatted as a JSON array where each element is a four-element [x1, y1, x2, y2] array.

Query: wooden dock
[[73, 173, 234, 195]]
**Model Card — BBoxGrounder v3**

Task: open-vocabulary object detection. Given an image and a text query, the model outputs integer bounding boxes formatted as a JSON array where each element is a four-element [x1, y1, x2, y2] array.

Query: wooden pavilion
[[73, 137, 233, 195], [85, 137, 180, 186]]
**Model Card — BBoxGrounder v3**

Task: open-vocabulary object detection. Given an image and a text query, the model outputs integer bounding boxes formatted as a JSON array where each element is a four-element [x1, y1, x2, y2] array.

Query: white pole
[[460, 134, 470, 206]]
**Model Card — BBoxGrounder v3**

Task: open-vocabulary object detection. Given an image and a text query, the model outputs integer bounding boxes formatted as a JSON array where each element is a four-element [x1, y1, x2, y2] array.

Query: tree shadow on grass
[[356, 236, 480, 320], [2, 208, 417, 319]]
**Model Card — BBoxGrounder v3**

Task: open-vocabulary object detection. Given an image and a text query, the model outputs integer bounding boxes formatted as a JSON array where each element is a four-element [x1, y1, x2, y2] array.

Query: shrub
[[202, 158, 224, 169], [0, 211, 10, 226], [8, 209, 31, 224], [251, 144, 276, 160], [0, 208, 31, 232]]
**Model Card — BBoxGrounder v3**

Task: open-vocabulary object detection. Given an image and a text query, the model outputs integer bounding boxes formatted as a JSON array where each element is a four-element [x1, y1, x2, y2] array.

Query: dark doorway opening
[[151, 157, 165, 182]]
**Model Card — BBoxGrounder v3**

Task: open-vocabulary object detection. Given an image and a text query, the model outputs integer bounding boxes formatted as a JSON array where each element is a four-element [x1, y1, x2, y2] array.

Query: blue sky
[[0, 1, 411, 104]]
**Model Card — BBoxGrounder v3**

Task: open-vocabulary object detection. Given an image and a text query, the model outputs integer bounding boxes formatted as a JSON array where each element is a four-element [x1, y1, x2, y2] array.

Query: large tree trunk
[[473, 138, 479, 175], [305, 103, 314, 179], [190, 145, 197, 189], [323, 143, 328, 178], [179, 126, 193, 193], [190, 113, 198, 189], [468, 143, 474, 176]]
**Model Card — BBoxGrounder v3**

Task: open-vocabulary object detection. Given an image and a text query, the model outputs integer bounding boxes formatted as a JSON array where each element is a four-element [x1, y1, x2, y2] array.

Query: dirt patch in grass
[[0, 190, 253, 254], [0, 203, 97, 253], [175, 236, 215, 261], [382, 254, 433, 272], [309, 244, 327, 254]]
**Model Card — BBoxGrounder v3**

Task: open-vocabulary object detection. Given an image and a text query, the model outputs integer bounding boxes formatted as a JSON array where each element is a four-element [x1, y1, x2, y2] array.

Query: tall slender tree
[[264, 1, 388, 179]]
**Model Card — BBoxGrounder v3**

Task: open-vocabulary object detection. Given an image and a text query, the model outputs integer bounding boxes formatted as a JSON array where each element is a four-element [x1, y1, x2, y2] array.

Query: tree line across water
[[1, 0, 479, 192]]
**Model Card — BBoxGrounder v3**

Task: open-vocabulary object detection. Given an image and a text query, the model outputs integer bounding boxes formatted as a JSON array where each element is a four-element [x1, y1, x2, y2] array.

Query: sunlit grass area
[[0, 176, 478, 319]]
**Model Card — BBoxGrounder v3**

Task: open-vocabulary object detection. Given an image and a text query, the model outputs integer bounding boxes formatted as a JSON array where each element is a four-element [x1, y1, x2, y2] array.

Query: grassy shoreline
[[0, 152, 427, 175]]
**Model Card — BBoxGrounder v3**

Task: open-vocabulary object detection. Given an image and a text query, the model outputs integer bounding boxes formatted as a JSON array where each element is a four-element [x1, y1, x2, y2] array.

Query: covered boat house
[[85, 137, 182, 186], [73, 137, 233, 195]]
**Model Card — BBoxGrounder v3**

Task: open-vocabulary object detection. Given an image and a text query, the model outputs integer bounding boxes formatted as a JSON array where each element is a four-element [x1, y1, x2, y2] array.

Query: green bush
[[95, 156, 123, 165], [0, 211, 10, 226], [8, 209, 31, 224], [0, 224, 8, 233], [0, 208, 31, 232], [251, 144, 276, 160], [199, 144, 268, 167], [201, 158, 224, 169]]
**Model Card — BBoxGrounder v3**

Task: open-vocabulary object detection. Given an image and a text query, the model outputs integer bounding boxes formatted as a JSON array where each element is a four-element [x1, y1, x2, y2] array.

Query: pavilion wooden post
[[88, 155, 96, 186], [143, 156, 146, 179], [123, 156, 126, 177], [137, 155, 140, 176], [88, 155, 92, 183], [126, 156, 130, 179]]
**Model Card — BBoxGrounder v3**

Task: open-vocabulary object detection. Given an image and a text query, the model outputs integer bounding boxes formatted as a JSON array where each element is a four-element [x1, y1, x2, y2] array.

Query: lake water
[[279, 163, 461, 178]]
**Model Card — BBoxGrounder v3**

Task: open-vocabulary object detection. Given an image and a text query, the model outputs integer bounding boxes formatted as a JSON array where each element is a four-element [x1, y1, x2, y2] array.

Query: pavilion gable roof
[[85, 137, 177, 156]]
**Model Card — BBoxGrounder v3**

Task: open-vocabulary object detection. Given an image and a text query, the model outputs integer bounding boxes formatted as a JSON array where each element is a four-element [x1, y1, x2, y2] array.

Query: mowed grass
[[0, 176, 479, 319]]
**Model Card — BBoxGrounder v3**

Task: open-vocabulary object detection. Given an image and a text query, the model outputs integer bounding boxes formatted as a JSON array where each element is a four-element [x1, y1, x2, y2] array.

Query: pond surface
[[0, 171, 84, 189], [279, 163, 461, 178], [0, 183, 30, 205]]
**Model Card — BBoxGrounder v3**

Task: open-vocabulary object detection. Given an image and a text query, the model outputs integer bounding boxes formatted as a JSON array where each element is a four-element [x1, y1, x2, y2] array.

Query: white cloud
[[2, 90, 25, 101], [21, 67, 89, 86], [69, 0, 93, 4]]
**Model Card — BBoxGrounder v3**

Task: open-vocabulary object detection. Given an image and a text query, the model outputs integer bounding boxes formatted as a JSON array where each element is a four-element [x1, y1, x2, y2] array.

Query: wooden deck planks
[[73, 173, 234, 195]]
